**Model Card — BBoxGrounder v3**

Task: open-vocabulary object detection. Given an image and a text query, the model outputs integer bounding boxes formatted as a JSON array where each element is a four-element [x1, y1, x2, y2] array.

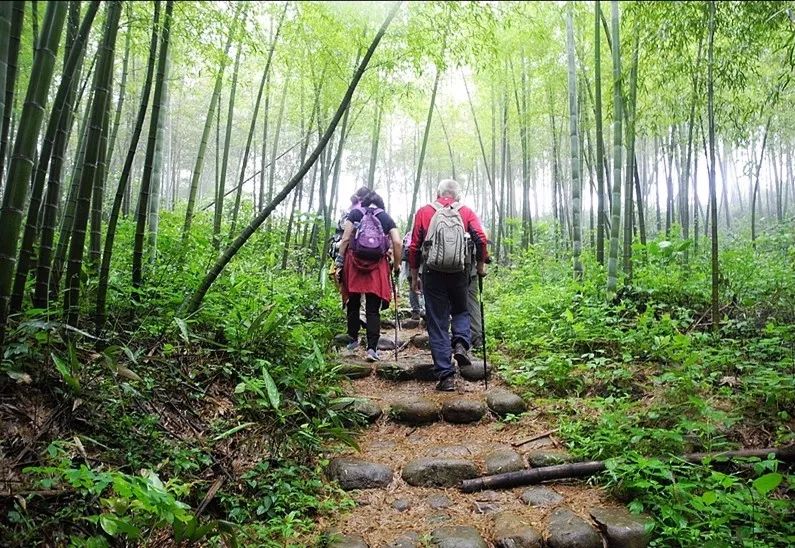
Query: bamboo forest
[[1, 1, 794, 546]]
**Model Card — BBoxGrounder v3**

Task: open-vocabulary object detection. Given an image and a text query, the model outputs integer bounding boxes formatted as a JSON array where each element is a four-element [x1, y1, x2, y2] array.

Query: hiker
[[338, 190, 402, 362], [401, 231, 425, 320], [408, 179, 488, 391], [330, 186, 371, 288]]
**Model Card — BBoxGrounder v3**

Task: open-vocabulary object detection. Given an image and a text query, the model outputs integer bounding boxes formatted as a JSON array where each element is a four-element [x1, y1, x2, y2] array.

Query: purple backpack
[[352, 207, 390, 260]]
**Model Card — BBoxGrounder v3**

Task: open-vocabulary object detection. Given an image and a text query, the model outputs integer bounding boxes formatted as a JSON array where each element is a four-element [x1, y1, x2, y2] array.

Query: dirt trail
[[317, 324, 650, 548]]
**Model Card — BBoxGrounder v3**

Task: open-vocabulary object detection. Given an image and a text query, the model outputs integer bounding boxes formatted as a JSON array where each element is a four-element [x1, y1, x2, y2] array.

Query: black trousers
[[347, 292, 381, 350]]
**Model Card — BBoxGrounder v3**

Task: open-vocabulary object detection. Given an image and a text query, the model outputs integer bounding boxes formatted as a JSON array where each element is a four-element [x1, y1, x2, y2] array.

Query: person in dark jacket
[[338, 191, 402, 362], [408, 179, 488, 391]]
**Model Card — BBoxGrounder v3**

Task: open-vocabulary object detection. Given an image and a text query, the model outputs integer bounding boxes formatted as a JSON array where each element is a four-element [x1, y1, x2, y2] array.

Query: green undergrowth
[[489, 228, 795, 547], [1, 211, 356, 547]]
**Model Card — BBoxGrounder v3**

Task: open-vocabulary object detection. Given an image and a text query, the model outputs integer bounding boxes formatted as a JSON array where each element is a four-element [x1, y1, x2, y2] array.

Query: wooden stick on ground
[[460, 446, 795, 493], [512, 428, 559, 447]]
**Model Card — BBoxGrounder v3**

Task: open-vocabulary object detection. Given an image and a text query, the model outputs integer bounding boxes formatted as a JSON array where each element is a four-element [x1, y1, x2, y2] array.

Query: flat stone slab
[[547, 508, 601, 548], [401, 318, 421, 329], [525, 449, 574, 467], [392, 498, 411, 512], [485, 448, 525, 475], [387, 531, 421, 548], [376, 361, 415, 381], [589, 507, 652, 548], [327, 533, 369, 548], [412, 360, 437, 381], [426, 493, 454, 509], [339, 362, 372, 379], [352, 399, 382, 423], [326, 458, 393, 490], [520, 486, 564, 507], [430, 525, 488, 548], [411, 333, 431, 349], [441, 399, 486, 423], [390, 398, 439, 425], [493, 512, 544, 548], [459, 359, 490, 381], [402, 457, 479, 487], [378, 336, 405, 351], [486, 388, 526, 416]]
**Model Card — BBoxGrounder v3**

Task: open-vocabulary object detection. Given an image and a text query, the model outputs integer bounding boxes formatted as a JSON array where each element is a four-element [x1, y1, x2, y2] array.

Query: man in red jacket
[[408, 179, 489, 391]]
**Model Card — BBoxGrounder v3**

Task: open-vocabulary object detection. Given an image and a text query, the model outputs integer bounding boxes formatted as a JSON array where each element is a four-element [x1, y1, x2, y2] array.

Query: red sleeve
[[461, 206, 489, 263], [408, 205, 431, 269]]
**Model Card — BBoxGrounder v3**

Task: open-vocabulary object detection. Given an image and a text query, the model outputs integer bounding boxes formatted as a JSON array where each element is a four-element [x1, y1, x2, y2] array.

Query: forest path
[[316, 321, 652, 547]]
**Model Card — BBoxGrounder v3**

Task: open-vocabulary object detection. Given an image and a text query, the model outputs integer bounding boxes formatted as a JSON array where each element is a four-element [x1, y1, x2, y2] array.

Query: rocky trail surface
[[317, 321, 651, 548]]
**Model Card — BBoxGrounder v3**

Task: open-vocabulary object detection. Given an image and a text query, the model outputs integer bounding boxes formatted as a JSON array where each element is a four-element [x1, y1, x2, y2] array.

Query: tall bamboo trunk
[[367, 97, 383, 188], [518, 55, 533, 246], [622, 28, 639, 278], [0, 1, 23, 188], [0, 0, 67, 343], [106, 1, 131, 174], [63, 0, 121, 326], [566, 7, 582, 280], [213, 40, 241, 249], [594, 0, 606, 264], [751, 119, 772, 244], [463, 73, 497, 234], [707, 0, 719, 334], [664, 126, 675, 236], [11, 1, 96, 312], [180, 5, 241, 245], [606, 0, 623, 295], [148, 55, 169, 265], [408, 67, 441, 229], [89, 65, 114, 270], [94, 1, 161, 329], [260, 72, 288, 235], [0, 2, 14, 188]]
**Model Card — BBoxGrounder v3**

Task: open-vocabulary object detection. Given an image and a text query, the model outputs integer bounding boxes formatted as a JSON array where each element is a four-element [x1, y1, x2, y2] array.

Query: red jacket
[[408, 196, 489, 270]]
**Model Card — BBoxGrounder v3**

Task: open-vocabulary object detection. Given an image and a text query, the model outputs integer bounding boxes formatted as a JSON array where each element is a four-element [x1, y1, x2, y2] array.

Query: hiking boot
[[365, 348, 381, 362], [436, 375, 455, 392], [453, 343, 472, 367], [346, 340, 361, 351]]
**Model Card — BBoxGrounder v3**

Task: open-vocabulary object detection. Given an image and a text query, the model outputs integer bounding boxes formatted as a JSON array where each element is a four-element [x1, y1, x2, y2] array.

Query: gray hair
[[436, 179, 461, 201]]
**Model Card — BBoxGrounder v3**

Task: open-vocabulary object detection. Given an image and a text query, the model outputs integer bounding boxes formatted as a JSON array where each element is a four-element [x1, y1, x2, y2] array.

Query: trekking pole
[[478, 274, 488, 389], [392, 271, 399, 362]]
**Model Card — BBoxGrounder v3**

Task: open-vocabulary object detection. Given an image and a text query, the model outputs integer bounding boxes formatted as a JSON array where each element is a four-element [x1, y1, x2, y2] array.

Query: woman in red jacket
[[338, 191, 402, 362]]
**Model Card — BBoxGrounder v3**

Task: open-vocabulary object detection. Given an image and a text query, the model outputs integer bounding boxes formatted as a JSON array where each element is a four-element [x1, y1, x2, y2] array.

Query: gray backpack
[[422, 201, 468, 272]]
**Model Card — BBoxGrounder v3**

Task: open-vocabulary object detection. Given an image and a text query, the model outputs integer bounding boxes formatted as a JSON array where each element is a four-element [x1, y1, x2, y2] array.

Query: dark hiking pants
[[423, 269, 471, 379], [347, 292, 381, 350]]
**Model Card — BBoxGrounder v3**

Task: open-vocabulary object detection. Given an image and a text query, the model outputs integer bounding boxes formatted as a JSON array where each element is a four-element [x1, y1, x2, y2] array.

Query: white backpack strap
[[430, 201, 443, 211], [451, 201, 463, 211]]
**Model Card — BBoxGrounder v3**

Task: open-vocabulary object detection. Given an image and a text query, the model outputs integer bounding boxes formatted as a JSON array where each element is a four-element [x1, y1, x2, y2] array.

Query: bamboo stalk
[[460, 447, 795, 493]]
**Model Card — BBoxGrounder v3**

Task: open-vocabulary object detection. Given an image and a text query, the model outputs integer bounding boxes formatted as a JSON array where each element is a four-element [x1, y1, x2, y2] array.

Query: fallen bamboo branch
[[512, 429, 559, 447], [460, 446, 795, 493]]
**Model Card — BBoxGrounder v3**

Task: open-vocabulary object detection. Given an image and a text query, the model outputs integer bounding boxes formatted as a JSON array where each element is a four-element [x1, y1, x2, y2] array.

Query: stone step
[[328, 505, 652, 547], [402, 457, 480, 487], [325, 458, 393, 490]]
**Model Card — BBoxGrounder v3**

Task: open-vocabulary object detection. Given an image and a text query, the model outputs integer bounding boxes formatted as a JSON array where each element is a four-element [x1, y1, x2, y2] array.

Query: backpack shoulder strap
[[430, 201, 443, 211], [451, 202, 464, 211]]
